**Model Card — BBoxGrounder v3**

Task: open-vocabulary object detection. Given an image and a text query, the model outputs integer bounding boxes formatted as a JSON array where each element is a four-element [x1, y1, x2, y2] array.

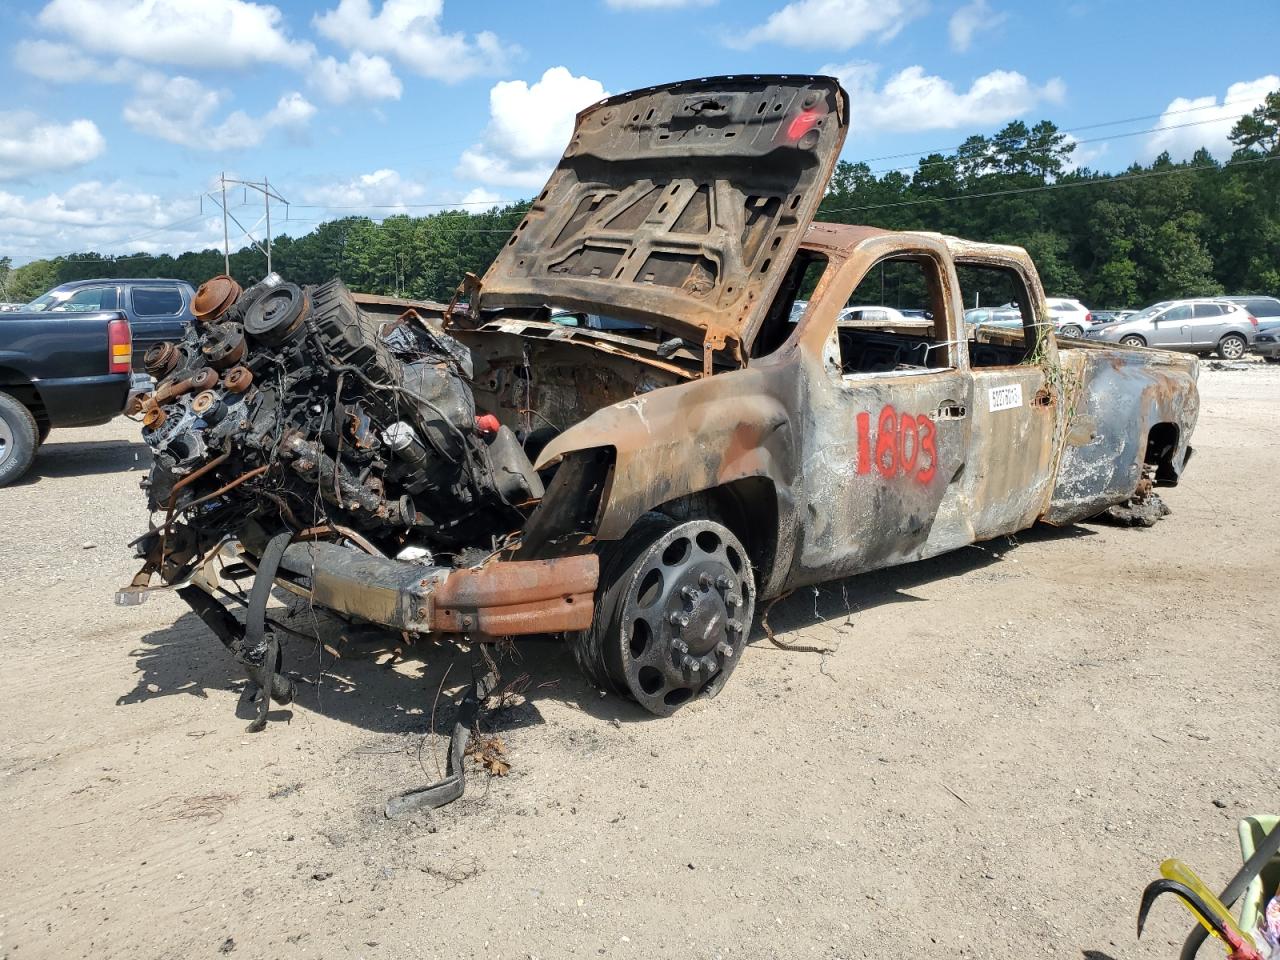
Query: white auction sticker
[[988, 383, 1024, 412]]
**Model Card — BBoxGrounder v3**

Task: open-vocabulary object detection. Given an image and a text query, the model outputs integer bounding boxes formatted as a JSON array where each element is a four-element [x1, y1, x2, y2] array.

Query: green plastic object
[[1238, 816, 1280, 936]]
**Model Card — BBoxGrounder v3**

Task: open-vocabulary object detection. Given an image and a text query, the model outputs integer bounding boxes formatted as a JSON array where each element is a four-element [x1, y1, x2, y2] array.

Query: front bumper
[[272, 539, 598, 637]]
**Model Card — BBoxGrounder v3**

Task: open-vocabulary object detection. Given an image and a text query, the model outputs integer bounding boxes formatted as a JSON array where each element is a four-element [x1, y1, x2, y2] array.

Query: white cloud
[[823, 61, 1065, 132], [456, 67, 608, 189], [310, 51, 402, 104], [948, 0, 1006, 53], [606, 0, 715, 8], [1145, 76, 1280, 161], [123, 73, 315, 150], [35, 0, 312, 69], [313, 0, 516, 82], [301, 168, 427, 208], [460, 187, 502, 208], [0, 180, 226, 261], [12, 40, 133, 83], [732, 0, 927, 49], [0, 112, 106, 180], [1062, 134, 1107, 172]]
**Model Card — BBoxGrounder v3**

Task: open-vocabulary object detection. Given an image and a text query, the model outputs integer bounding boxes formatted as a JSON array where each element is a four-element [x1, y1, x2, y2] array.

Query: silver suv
[[1089, 298, 1257, 359]]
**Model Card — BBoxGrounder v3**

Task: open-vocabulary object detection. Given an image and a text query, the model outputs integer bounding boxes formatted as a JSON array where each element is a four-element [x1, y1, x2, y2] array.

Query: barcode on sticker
[[988, 384, 1023, 412]]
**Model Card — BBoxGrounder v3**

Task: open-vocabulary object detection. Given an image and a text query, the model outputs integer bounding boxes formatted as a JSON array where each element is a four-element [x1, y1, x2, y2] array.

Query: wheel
[[0, 391, 39, 487], [573, 515, 756, 717], [1060, 324, 1083, 339], [1217, 334, 1246, 360], [1120, 335, 1146, 349]]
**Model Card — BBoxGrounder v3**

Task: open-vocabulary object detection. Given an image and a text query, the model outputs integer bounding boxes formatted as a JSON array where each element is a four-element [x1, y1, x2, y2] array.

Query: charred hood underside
[[477, 75, 849, 356]]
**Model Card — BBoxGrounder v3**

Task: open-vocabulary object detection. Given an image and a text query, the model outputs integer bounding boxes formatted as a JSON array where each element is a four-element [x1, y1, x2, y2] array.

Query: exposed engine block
[[134, 273, 543, 576]]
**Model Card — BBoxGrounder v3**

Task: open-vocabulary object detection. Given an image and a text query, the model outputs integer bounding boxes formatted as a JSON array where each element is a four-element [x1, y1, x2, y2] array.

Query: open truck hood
[[476, 75, 849, 356]]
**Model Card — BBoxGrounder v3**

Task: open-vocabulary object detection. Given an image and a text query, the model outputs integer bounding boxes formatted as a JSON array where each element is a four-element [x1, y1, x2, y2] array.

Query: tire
[[0, 391, 39, 487], [1217, 334, 1247, 360], [1060, 325, 1083, 339], [571, 514, 756, 717], [1120, 335, 1146, 349], [1265, 356, 1280, 364]]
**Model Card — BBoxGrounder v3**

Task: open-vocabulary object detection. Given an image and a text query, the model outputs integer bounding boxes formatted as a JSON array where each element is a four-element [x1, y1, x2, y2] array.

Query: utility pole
[[208, 174, 288, 277], [221, 172, 230, 275]]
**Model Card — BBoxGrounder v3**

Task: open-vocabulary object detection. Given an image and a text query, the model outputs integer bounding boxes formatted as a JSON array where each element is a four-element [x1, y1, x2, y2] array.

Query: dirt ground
[[1, 362, 1276, 960]]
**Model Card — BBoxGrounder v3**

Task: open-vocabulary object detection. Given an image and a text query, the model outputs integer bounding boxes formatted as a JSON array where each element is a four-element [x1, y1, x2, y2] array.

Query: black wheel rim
[[611, 520, 754, 716]]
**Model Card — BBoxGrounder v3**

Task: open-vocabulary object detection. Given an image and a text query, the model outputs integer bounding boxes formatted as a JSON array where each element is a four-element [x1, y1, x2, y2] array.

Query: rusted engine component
[[200, 322, 246, 370], [191, 274, 241, 323], [144, 340, 181, 378], [128, 271, 557, 732]]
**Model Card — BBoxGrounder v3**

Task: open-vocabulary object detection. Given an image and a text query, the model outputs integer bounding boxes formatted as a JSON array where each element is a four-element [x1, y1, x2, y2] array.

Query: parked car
[[1222, 295, 1280, 327], [1090, 309, 1136, 325], [1045, 297, 1094, 337], [1251, 320, 1280, 363], [998, 296, 1092, 337], [20, 278, 195, 368], [1088, 298, 1257, 359], [0, 302, 24, 312], [0, 300, 133, 485], [837, 305, 931, 329], [964, 306, 1022, 331]]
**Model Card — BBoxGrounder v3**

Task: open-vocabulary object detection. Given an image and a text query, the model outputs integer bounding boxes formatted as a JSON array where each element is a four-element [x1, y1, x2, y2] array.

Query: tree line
[[3, 91, 1277, 310]]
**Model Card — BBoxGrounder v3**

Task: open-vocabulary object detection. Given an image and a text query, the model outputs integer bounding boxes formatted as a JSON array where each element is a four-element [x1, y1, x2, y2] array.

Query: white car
[[1046, 297, 1093, 337], [998, 297, 1093, 337], [837, 305, 932, 329]]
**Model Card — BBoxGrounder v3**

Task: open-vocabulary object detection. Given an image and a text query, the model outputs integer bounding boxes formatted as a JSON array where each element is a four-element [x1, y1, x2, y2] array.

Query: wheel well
[[1145, 422, 1180, 484], [1121, 334, 1146, 346], [1220, 332, 1245, 342], [0, 368, 47, 434], [654, 477, 779, 587]]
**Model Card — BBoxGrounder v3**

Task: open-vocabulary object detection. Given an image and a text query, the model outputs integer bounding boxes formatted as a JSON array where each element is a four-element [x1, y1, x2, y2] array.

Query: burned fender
[[533, 365, 796, 547]]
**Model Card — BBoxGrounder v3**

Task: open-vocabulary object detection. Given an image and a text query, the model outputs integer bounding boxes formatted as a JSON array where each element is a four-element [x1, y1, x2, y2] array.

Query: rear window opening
[[955, 263, 1039, 367]]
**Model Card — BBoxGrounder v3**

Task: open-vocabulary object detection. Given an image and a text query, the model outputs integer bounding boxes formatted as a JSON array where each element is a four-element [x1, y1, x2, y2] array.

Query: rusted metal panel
[[478, 76, 849, 356]]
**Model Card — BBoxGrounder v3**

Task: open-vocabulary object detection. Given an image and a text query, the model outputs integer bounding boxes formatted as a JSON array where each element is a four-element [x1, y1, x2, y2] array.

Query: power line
[[848, 93, 1268, 167], [820, 153, 1280, 215], [866, 112, 1262, 177]]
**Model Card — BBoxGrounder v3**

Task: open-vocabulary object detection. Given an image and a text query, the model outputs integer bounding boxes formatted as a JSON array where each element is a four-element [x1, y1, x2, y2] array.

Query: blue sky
[[0, 0, 1276, 264]]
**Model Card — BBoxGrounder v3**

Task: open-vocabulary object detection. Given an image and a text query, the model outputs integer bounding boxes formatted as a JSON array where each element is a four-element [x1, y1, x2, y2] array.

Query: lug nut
[[681, 585, 698, 602], [728, 620, 743, 634], [699, 572, 713, 588], [717, 642, 734, 658], [682, 656, 700, 672], [725, 592, 741, 608], [716, 575, 732, 590], [673, 639, 688, 655]]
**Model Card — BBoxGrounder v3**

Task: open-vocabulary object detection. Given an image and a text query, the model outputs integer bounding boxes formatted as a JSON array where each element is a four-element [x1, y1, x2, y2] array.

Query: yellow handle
[[1159, 858, 1259, 953]]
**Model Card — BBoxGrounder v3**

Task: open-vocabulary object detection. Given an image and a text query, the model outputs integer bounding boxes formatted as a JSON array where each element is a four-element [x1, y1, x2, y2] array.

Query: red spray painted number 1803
[[856, 406, 937, 484]]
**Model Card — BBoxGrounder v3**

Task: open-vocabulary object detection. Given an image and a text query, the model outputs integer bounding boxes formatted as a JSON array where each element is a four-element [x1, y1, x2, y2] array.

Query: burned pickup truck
[[124, 75, 1197, 729]]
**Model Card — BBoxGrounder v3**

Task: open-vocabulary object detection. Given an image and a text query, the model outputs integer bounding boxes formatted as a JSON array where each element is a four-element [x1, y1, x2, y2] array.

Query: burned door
[[789, 251, 973, 586], [954, 258, 1059, 539]]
